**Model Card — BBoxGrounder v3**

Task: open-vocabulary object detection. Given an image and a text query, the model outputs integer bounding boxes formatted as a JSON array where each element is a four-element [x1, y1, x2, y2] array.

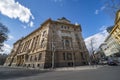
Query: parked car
[[107, 60, 118, 66], [99, 58, 108, 65]]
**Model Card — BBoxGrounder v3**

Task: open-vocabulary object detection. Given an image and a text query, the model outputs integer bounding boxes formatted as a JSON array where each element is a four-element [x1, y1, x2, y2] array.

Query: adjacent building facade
[[99, 10, 120, 62], [4, 17, 89, 68], [110, 10, 120, 45], [102, 35, 120, 57], [93, 44, 106, 62]]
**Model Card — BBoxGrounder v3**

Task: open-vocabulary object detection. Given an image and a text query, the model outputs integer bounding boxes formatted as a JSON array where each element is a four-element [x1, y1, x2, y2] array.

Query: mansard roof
[[57, 17, 71, 23]]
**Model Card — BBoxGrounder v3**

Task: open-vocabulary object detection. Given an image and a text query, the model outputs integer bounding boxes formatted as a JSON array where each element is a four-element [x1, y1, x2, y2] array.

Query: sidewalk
[[0, 65, 105, 72], [53, 65, 104, 71]]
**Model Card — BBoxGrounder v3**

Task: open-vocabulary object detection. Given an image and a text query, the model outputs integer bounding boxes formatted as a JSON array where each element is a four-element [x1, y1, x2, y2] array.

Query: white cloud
[[0, 43, 12, 54], [95, 6, 106, 15], [95, 10, 99, 14], [52, 0, 64, 6], [85, 30, 108, 54], [100, 6, 105, 10], [22, 25, 27, 29], [8, 35, 14, 40], [29, 21, 34, 27], [53, 0, 63, 2], [0, 0, 34, 27], [99, 25, 107, 31]]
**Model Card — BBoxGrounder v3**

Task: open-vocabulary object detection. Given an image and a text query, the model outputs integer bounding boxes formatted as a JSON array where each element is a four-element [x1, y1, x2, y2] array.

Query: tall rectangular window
[[34, 36, 39, 50], [36, 35, 41, 49], [63, 53, 72, 60], [23, 42, 26, 52], [38, 53, 42, 60], [63, 53, 66, 60], [32, 37, 36, 51], [30, 56, 32, 61], [67, 53, 72, 60], [80, 52, 85, 60]]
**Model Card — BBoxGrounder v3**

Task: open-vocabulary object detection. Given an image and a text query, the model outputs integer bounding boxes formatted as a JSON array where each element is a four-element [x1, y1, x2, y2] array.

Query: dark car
[[107, 60, 118, 66]]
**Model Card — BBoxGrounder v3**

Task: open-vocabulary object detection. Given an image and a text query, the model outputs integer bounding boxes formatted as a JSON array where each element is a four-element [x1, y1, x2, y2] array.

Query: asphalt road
[[0, 66, 120, 80]]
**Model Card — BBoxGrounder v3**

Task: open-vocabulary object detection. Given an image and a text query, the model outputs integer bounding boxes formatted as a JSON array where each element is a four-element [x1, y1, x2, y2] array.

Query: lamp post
[[51, 28, 56, 69], [52, 43, 55, 69]]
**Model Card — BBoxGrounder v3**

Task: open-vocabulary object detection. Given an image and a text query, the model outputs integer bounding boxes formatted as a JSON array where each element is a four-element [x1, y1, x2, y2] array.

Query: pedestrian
[[89, 62, 91, 66], [95, 61, 97, 67]]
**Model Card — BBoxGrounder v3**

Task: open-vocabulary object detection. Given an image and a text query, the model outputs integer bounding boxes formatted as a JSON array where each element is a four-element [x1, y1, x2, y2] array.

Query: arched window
[[42, 31, 46, 36]]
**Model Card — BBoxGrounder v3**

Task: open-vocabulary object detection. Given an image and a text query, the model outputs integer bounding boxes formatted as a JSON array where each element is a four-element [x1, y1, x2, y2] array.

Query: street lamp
[[51, 28, 56, 69], [52, 43, 55, 69]]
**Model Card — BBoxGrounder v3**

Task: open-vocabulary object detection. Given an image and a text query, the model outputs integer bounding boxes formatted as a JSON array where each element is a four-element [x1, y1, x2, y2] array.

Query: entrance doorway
[[68, 62, 73, 67]]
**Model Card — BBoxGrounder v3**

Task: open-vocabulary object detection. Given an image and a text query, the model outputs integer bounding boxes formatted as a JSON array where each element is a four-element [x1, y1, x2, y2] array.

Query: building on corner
[[4, 17, 89, 68]]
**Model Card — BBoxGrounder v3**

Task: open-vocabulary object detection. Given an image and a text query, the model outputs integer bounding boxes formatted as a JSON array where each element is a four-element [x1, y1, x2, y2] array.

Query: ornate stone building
[[4, 17, 89, 68]]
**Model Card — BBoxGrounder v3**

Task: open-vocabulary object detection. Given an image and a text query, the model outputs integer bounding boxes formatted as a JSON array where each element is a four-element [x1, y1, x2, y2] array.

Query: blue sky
[[0, 0, 115, 53]]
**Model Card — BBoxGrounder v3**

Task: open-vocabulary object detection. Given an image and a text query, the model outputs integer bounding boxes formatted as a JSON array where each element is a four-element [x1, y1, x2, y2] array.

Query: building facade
[[4, 17, 89, 68], [93, 44, 106, 62], [110, 10, 120, 45], [101, 34, 120, 62]]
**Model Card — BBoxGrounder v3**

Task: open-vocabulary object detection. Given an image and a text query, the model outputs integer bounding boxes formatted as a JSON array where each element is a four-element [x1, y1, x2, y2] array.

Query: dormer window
[[61, 25, 69, 30]]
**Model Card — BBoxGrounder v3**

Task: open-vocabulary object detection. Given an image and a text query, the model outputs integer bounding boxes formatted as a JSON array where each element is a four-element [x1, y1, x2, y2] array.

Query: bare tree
[[0, 22, 9, 51], [89, 38, 95, 55], [0, 53, 8, 65], [103, 0, 120, 19], [88, 38, 96, 64]]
